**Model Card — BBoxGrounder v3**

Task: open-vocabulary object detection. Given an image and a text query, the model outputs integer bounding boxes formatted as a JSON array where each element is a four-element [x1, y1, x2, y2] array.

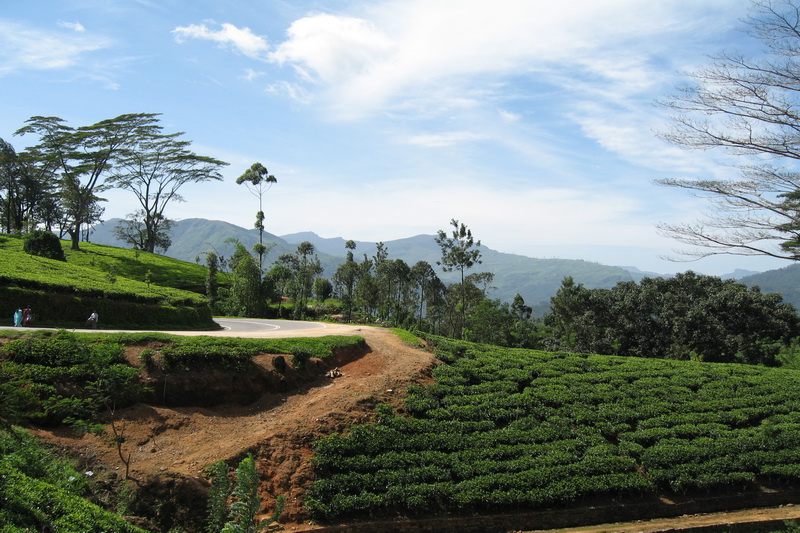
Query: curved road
[[214, 318, 328, 334], [3, 318, 365, 338], [207, 318, 363, 338]]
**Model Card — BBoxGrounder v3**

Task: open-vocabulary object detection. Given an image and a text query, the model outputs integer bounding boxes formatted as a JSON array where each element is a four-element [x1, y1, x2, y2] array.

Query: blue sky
[[0, 0, 791, 275]]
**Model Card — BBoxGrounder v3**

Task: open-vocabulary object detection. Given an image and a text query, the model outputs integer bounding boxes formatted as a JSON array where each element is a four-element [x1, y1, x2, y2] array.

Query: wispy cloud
[[172, 22, 270, 61], [0, 19, 110, 74], [255, 1, 739, 119], [242, 68, 265, 81], [404, 131, 486, 148], [58, 20, 85, 32]]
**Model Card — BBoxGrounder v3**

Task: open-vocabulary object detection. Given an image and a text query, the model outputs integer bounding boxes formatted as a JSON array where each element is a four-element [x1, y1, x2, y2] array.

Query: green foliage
[[23, 229, 66, 261], [207, 455, 283, 533], [389, 328, 423, 345], [0, 331, 145, 426], [0, 461, 145, 532], [221, 455, 261, 533], [0, 426, 88, 494], [206, 461, 232, 533], [142, 334, 364, 372], [290, 347, 312, 370], [545, 272, 799, 364], [0, 426, 145, 532], [307, 334, 800, 521]]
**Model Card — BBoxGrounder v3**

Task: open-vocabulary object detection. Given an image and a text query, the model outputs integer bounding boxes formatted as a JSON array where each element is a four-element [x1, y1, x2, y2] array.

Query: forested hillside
[[91, 218, 637, 308]]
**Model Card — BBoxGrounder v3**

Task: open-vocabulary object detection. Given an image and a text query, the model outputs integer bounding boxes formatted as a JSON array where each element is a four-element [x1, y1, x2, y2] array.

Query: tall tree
[[236, 162, 277, 272], [410, 260, 439, 326], [435, 219, 483, 339], [279, 241, 322, 319], [16, 114, 158, 250], [229, 252, 265, 318], [107, 122, 228, 253], [0, 139, 56, 233], [657, 0, 800, 262], [333, 240, 359, 322]]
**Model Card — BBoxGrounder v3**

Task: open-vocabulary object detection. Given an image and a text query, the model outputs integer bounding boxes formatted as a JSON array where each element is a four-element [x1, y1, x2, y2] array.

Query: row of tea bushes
[[306, 336, 800, 521]]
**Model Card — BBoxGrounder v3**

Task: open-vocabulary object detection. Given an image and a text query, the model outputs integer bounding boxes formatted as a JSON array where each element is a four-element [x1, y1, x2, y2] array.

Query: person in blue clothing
[[13, 308, 22, 327]]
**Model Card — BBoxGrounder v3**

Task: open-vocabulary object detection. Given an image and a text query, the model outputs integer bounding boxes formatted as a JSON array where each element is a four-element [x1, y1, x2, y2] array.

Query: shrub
[[291, 347, 312, 370], [23, 230, 66, 261]]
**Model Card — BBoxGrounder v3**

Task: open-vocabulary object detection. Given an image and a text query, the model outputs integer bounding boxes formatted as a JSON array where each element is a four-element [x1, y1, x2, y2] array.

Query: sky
[[0, 0, 793, 276]]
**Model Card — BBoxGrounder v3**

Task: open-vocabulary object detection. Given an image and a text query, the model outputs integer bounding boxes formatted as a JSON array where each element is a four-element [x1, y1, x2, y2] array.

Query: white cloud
[[266, 80, 313, 103], [172, 22, 270, 61], [242, 68, 265, 81], [498, 109, 520, 122], [58, 21, 85, 32], [269, 14, 395, 83], [404, 131, 486, 148], [0, 20, 110, 74], [259, 0, 741, 121]]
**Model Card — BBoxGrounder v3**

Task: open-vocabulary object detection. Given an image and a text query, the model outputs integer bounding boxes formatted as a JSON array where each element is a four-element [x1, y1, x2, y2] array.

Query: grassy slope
[[0, 235, 220, 305]]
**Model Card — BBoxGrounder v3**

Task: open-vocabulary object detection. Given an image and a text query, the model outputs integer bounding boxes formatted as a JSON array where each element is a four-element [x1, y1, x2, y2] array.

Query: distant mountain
[[90, 219, 793, 312], [279, 232, 635, 306], [740, 264, 800, 310], [721, 269, 761, 280]]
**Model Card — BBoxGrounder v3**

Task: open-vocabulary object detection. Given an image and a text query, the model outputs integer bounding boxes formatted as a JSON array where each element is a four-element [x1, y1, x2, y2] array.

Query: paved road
[[1, 318, 363, 338], [213, 318, 327, 333]]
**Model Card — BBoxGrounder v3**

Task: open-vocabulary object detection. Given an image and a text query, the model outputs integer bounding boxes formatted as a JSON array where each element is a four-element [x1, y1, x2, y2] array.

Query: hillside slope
[[0, 235, 214, 328], [741, 263, 800, 310]]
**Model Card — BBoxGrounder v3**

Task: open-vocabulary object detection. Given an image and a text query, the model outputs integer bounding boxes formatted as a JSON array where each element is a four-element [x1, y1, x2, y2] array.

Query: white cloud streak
[[58, 21, 85, 32], [172, 22, 270, 61], [0, 20, 109, 74]]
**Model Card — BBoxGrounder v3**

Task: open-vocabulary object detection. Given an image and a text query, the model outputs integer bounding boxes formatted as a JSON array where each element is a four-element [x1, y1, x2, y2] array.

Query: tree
[[657, 0, 800, 262], [333, 240, 359, 322], [205, 251, 220, 310], [410, 260, 440, 327], [0, 138, 56, 233], [107, 121, 228, 253], [544, 271, 799, 364], [113, 210, 174, 253], [267, 264, 293, 318], [16, 114, 159, 250], [435, 219, 483, 338], [279, 241, 322, 319], [229, 252, 265, 318], [236, 162, 277, 272]]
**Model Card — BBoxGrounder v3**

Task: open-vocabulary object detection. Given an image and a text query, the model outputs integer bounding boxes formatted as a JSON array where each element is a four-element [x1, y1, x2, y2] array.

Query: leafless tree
[[657, 0, 800, 261]]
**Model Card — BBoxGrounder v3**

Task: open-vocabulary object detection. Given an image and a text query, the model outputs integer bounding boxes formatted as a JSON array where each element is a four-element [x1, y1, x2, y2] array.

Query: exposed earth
[[27, 323, 800, 532]]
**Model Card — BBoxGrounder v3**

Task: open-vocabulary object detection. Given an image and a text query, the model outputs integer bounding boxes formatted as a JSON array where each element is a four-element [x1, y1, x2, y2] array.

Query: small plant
[[205, 461, 232, 533], [205, 455, 283, 533], [139, 349, 156, 370], [290, 347, 312, 370]]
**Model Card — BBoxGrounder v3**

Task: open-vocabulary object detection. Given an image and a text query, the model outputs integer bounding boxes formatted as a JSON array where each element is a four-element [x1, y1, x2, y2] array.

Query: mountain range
[[87, 218, 800, 312]]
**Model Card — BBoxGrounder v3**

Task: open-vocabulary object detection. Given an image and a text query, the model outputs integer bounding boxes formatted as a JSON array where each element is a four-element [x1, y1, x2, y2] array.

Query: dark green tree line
[[545, 271, 799, 364]]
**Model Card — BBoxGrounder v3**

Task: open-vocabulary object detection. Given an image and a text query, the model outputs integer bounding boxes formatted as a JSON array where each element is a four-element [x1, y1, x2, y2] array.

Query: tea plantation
[[0, 234, 219, 329], [307, 335, 800, 521]]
